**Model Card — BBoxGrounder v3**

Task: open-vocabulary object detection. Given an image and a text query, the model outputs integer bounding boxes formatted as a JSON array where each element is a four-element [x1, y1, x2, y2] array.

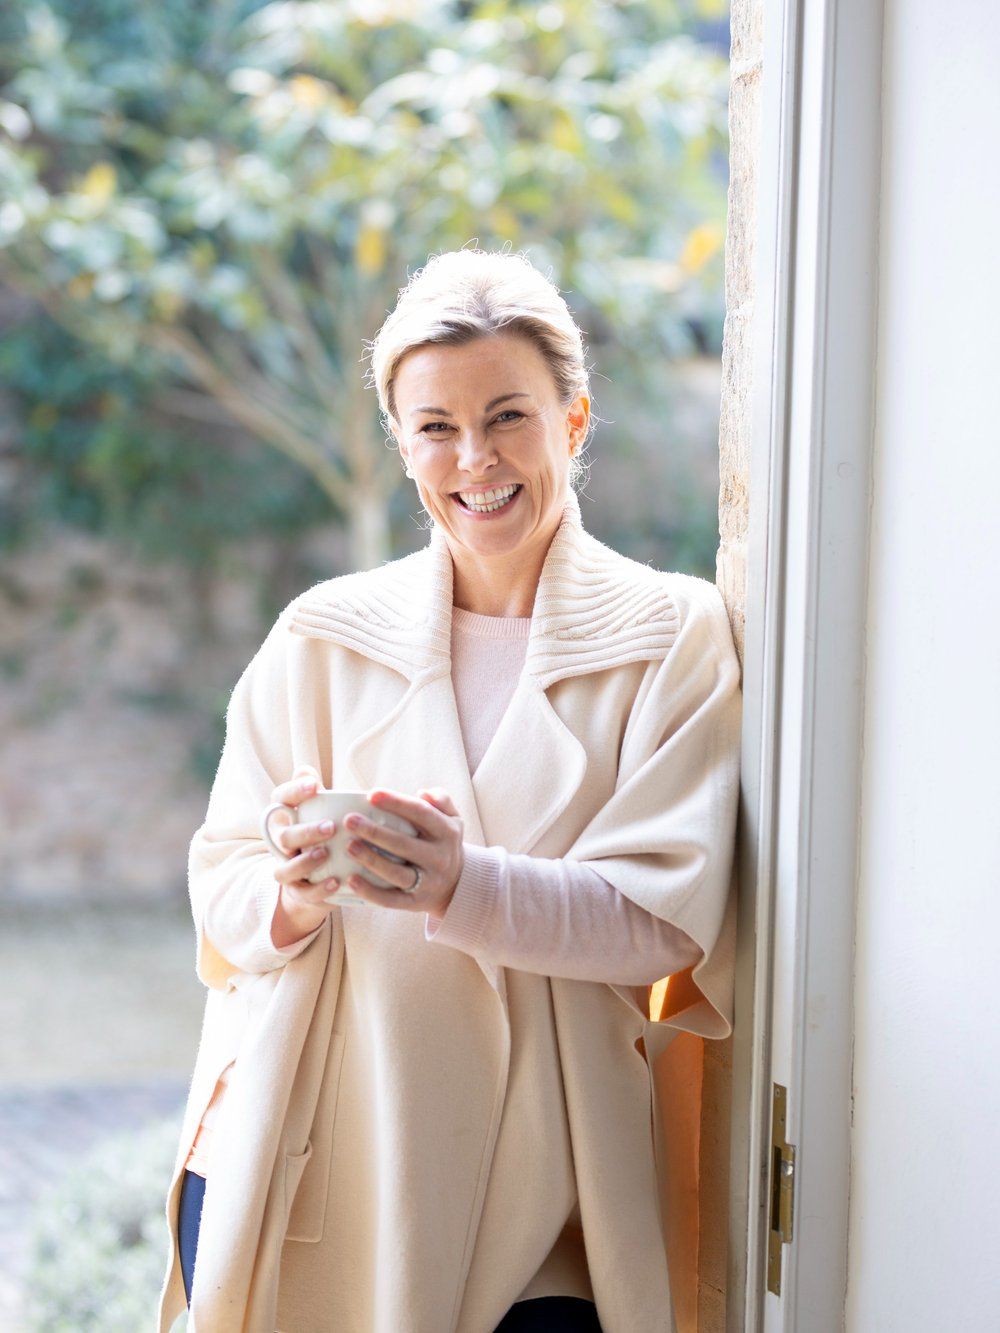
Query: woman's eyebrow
[[410, 392, 531, 418]]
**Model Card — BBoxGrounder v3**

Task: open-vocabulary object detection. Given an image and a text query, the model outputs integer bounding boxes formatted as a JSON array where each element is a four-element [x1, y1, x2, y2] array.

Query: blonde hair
[[363, 245, 594, 488]]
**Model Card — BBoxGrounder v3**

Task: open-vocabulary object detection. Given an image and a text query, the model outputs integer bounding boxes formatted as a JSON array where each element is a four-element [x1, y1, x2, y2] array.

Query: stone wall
[[0, 527, 337, 902], [708, 0, 761, 1324]]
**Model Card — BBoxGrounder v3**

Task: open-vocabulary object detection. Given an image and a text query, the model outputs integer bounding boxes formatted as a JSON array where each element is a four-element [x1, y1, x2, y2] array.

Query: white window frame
[[726, 0, 884, 1328]]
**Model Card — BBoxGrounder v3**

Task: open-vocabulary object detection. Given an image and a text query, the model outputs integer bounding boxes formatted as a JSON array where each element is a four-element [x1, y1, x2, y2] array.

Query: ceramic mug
[[260, 789, 418, 906]]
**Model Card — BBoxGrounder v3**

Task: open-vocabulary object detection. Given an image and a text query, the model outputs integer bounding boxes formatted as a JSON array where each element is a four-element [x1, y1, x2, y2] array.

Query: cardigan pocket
[[283, 1141, 314, 1234], [284, 1030, 348, 1244]]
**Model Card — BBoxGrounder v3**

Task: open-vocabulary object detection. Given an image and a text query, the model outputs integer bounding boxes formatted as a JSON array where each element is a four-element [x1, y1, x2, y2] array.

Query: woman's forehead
[[394, 334, 550, 405]]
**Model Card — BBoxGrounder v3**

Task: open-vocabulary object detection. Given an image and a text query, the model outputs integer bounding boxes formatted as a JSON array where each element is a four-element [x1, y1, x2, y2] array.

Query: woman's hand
[[342, 787, 465, 917], [266, 764, 341, 948]]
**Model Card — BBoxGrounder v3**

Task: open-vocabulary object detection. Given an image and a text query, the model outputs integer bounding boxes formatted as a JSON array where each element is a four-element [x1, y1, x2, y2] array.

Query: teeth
[[458, 483, 519, 512]]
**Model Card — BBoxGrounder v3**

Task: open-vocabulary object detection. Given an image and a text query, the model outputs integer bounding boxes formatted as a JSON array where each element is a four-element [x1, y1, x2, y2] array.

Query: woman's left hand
[[340, 787, 464, 916]]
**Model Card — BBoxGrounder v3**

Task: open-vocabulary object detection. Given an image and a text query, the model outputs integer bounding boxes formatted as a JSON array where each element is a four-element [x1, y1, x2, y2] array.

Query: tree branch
[[143, 326, 353, 509]]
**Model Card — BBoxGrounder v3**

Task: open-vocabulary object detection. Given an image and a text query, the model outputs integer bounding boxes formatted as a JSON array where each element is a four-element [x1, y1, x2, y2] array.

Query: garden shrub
[[23, 1114, 186, 1332]]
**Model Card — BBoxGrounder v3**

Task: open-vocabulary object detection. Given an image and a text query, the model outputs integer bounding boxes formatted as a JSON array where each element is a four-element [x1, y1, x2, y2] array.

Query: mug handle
[[260, 802, 293, 860]]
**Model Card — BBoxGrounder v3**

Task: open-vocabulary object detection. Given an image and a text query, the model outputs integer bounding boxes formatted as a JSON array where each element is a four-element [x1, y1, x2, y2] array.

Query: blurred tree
[[0, 0, 728, 567], [0, 311, 331, 565]]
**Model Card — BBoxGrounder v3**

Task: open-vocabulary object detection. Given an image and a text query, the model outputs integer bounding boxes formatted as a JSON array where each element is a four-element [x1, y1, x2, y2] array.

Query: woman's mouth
[[451, 483, 523, 516]]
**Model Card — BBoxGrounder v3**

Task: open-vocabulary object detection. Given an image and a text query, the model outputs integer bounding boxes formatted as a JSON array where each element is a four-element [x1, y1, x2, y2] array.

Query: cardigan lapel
[[288, 489, 682, 857], [344, 669, 490, 847], [468, 673, 587, 854]]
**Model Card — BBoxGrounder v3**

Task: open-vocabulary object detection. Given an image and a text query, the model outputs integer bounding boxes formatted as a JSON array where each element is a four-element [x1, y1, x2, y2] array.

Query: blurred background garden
[[0, 0, 731, 1325]]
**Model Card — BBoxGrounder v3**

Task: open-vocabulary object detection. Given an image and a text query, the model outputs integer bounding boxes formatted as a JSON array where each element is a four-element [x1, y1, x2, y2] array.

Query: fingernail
[[319, 820, 334, 834], [311, 846, 326, 859]]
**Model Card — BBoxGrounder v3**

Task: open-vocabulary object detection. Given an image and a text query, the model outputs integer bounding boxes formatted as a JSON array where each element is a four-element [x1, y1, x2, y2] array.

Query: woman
[[157, 248, 742, 1333]]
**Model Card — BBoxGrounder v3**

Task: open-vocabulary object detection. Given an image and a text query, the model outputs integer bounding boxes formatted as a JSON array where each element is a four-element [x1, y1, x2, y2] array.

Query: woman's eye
[[419, 411, 522, 436]]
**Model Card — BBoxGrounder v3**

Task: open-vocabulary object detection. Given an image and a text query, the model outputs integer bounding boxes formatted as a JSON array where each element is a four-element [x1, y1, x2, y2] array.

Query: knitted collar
[[289, 488, 681, 688]]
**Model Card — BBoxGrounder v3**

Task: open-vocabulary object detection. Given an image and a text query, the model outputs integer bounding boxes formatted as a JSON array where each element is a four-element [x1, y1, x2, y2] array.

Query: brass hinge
[[767, 1082, 796, 1295]]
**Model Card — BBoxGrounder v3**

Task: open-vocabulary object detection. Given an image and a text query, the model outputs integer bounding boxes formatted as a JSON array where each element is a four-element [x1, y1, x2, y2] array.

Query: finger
[[272, 772, 322, 807], [367, 787, 448, 836], [345, 837, 424, 889], [342, 813, 418, 860], [274, 843, 333, 884], [345, 873, 422, 912], [417, 787, 459, 816], [281, 876, 341, 909], [276, 819, 336, 857]]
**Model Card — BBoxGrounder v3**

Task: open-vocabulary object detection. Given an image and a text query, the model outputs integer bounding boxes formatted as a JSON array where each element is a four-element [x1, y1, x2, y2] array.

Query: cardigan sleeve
[[430, 575, 741, 1040], [188, 603, 324, 991], [567, 576, 742, 1039]]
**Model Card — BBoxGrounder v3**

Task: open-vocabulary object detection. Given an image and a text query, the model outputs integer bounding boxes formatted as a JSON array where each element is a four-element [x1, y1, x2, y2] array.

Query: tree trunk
[[347, 487, 392, 571]]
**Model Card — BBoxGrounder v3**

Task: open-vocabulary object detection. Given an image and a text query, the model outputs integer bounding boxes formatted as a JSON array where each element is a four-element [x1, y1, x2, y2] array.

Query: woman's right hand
[[266, 764, 341, 948]]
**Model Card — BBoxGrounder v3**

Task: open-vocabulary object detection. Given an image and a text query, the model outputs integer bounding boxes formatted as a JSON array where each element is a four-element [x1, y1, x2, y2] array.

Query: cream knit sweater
[[185, 603, 703, 1304]]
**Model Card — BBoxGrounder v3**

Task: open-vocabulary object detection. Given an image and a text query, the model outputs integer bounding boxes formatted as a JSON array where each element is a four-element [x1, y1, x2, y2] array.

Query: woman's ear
[[567, 395, 590, 454]]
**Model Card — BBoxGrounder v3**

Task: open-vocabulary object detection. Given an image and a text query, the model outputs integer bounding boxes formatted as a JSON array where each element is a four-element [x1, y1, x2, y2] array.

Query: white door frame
[[727, 0, 884, 1327]]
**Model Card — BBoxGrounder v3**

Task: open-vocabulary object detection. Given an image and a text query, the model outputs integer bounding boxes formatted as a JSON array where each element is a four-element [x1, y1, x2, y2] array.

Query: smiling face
[[390, 333, 589, 567]]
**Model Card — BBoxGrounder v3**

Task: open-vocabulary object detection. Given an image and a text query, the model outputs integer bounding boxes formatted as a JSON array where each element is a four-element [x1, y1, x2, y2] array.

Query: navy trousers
[[178, 1169, 602, 1330], [177, 1168, 206, 1304]]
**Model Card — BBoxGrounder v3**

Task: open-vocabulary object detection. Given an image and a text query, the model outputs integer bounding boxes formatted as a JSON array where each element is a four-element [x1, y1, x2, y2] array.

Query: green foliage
[[0, 0, 730, 568], [23, 1114, 186, 1332], [603, 472, 720, 578], [0, 309, 332, 561], [0, 0, 729, 334]]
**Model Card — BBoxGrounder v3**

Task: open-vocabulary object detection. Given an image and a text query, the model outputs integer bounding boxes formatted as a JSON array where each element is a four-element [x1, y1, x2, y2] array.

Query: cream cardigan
[[157, 490, 742, 1333]]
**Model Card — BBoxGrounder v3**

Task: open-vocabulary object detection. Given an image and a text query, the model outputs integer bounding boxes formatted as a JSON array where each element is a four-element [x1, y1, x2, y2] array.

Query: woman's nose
[[455, 430, 499, 473]]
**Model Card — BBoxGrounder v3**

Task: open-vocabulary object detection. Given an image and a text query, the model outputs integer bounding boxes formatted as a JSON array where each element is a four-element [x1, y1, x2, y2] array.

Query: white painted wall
[[847, 2, 1000, 1328]]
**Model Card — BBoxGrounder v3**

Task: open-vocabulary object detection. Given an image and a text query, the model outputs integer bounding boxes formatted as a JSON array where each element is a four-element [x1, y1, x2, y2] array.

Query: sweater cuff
[[424, 844, 501, 954]]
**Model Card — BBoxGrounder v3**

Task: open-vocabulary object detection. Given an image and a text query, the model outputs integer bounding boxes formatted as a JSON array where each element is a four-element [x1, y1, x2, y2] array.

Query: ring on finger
[[400, 864, 422, 895]]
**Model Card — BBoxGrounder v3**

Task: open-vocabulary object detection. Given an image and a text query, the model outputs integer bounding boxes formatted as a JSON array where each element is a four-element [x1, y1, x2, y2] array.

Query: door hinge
[[767, 1082, 796, 1295]]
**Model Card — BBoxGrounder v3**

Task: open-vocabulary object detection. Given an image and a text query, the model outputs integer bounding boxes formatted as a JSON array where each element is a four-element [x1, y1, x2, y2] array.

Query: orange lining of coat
[[648, 963, 701, 1024]]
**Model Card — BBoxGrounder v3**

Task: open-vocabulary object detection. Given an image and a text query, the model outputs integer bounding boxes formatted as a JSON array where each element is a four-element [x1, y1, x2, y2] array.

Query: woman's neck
[[446, 501, 569, 617], [449, 543, 546, 618]]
